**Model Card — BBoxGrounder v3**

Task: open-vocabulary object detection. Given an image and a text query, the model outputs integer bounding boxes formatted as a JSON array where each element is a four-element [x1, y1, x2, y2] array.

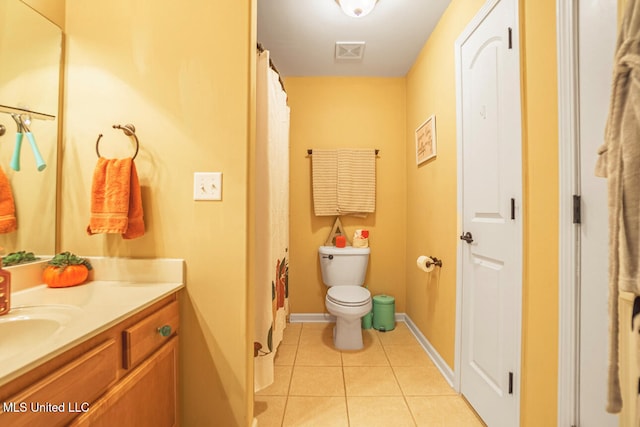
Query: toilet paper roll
[[416, 255, 435, 273]]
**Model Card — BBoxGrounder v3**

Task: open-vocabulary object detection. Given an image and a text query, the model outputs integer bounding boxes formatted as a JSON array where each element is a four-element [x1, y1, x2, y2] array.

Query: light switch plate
[[193, 172, 222, 201]]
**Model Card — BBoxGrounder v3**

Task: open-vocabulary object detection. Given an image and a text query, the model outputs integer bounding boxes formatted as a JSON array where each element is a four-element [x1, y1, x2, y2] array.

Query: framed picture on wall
[[415, 115, 437, 165]]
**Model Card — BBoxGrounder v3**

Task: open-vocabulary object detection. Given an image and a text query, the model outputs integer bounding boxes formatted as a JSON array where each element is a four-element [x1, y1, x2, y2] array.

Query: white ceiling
[[257, 0, 452, 77]]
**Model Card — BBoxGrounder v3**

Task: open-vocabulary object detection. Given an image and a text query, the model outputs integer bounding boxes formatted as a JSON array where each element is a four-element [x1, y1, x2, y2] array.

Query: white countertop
[[0, 257, 185, 387]]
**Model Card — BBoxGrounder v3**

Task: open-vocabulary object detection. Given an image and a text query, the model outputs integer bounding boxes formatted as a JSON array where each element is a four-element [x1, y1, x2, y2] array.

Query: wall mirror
[[0, 0, 61, 256]]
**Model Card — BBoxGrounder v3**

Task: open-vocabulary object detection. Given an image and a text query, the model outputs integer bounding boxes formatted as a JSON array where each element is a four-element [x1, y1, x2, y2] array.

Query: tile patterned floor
[[254, 322, 486, 427]]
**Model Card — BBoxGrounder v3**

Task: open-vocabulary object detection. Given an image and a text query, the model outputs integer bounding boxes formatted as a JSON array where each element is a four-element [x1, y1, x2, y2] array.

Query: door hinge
[[573, 195, 581, 224], [508, 27, 513, 49], [508, 371, 514, 394]]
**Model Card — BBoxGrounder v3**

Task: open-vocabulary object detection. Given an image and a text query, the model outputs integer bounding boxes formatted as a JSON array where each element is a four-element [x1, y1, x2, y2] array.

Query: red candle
[[335, 235, 346, 248]]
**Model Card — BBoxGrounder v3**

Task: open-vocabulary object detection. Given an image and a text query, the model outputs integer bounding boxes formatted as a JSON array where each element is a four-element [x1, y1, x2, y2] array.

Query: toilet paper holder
[[426, 257, 443, 268], [416, 255, 443, 272]]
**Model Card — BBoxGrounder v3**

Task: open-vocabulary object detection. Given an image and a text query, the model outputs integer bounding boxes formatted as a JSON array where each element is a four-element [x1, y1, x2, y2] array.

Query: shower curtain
[[254, 48, 290, 392]]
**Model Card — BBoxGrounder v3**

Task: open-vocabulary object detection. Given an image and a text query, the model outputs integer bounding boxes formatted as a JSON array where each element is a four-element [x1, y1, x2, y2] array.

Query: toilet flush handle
[[322, 255, 334, 260]]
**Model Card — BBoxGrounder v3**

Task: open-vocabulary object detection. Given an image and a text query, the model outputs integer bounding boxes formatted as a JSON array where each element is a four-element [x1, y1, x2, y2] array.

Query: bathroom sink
[[0, 305, 83, 362]]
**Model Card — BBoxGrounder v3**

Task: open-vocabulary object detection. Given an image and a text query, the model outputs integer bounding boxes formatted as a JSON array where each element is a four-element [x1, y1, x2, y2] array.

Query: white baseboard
[[288, 312, 454, 387], [289, 313, 335, 323], [399, 313, 455, 387], [289, 312, 406, 323]]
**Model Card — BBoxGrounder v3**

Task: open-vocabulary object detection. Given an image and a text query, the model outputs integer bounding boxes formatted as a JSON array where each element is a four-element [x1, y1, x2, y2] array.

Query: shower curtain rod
[[257, 43, 286, 94], [307, 149, 379, 155]]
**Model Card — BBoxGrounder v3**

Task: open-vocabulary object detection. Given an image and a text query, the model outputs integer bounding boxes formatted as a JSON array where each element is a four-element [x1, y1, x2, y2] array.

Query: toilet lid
[[327, 286, 371, 306]]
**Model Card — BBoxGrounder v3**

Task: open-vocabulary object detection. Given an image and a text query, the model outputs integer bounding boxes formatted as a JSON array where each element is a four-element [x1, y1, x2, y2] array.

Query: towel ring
[[95, 124, 139, 160]]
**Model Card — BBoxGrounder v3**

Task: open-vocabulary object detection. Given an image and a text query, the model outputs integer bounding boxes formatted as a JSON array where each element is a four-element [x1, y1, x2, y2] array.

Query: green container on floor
[[361, 309, 373, 329], [372, 294, 395, 331]]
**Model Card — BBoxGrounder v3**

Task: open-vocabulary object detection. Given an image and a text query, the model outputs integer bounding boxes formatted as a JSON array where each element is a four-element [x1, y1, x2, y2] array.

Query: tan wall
[[405, 0, 485, 372], [51, 0, 559, 425], [0, 0, 62, 255], [285, 77, 407, 314], [406, 0, 560, 425], [520, 0, 559, 425], [62, 1, 253, 426], [21, 0, 64, 27]]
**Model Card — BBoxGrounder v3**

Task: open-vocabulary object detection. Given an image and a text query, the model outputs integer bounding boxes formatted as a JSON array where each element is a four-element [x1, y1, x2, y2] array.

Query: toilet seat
[[326, 286, 371, 307]]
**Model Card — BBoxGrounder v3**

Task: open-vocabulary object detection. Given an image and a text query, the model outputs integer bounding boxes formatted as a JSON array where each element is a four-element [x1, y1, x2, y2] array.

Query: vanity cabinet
[[69, 336, 178, 427], [0, 293, 179, 427]]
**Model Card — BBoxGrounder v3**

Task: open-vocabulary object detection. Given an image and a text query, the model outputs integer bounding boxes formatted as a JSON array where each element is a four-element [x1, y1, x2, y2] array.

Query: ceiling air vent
[[335, 42, 366, 61]]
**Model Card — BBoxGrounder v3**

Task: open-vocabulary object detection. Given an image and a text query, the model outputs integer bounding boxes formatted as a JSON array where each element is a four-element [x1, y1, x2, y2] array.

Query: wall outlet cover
[[194, 172, 222, 201]]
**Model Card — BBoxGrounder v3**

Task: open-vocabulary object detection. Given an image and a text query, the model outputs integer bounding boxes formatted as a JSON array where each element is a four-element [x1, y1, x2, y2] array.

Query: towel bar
[[307, 149, 379, 155], [96, 124, 139, 160]]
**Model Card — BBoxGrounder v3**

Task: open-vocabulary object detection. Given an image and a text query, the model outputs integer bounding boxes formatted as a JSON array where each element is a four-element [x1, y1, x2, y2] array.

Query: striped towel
[[337, 149, 376, 215], [312, 149, 339, 216], [311, 149, 376, 216]]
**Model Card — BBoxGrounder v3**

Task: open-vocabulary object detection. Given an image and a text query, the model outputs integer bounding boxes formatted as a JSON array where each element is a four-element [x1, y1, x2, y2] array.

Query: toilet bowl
[[319, 245, 371, 350], [325, 286, 372, 350]]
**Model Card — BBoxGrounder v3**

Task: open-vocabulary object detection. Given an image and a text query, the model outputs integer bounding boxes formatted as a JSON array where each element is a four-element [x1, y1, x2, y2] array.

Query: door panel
[[469, 258, 503, 393]]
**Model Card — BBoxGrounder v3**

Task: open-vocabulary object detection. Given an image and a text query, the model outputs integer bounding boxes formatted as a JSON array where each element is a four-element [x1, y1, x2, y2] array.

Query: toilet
[[319, 245, 372, 350]]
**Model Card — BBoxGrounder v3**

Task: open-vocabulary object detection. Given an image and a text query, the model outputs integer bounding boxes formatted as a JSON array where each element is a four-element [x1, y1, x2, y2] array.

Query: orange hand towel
[[87, 157, 144, 239], [0, 167, 16, 233], [123, 161, 144, 239]]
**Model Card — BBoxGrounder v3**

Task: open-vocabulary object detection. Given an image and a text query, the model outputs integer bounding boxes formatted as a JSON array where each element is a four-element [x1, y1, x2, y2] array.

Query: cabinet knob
[[157, 325, 172, 337]]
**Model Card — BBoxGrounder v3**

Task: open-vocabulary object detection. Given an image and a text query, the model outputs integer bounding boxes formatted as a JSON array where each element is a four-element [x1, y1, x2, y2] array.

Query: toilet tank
[[319, 246, 370, 287]]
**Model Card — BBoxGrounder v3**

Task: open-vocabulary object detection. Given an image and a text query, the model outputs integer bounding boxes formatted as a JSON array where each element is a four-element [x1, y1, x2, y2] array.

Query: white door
[[456, 0, 522, 426], [577, 0, 618, 425]]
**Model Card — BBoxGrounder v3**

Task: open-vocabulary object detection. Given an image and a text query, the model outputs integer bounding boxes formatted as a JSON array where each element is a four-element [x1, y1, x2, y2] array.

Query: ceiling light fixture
[[335, 0, 378, 18]]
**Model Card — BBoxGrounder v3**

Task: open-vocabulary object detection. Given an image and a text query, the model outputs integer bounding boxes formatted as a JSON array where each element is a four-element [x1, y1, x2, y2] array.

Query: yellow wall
[[62, 1, 254, 426], [40, 0, 559, 425], [285, 77, 407, 314], [520, 1, 559, 425], [406, 0, 559, 425], [285, 2, 561, 424], [405, 0, 485, 372], [0, 0, 62, 255], [22, 0, 65, 27]]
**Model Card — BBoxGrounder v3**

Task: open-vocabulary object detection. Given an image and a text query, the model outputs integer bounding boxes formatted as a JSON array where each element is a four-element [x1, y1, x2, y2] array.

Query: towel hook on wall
[[95, 124, 139, 159]]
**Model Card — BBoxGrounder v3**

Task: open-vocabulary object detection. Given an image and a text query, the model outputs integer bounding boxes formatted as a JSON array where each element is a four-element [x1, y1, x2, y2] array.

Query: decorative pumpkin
[[43, 252, 93, 288]]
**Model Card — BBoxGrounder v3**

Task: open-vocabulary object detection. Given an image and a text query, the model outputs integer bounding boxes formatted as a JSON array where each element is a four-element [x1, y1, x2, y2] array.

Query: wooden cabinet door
[[70, 337, 178, 427], [0, 340, 117, 427]]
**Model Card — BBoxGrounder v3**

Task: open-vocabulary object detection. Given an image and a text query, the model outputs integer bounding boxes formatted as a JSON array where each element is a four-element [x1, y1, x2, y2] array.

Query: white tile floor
[[254, 322, 486, 426]]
